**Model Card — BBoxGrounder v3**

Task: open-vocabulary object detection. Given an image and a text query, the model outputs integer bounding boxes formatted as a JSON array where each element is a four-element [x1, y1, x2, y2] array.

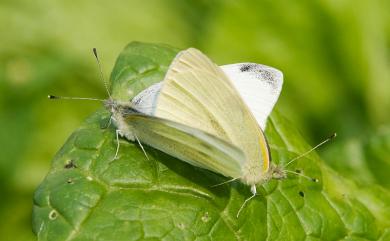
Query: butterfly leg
[[113, 129, 121, 160], [134, 133, 149, 160], [237, 185, 257, 218], [211, 178, 238, 188]]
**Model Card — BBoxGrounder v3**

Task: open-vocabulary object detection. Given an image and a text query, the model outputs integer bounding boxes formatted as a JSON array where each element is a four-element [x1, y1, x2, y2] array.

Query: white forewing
[[131, 82, 162, 115], [132, 63, 283, 129], [220, 63, 283, 129]]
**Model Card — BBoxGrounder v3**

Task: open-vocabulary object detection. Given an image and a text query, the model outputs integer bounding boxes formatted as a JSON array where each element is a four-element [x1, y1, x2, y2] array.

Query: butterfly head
[[270, 165, 287, 180], [104, 98, 119, 113], [104, 98, 139, 118]]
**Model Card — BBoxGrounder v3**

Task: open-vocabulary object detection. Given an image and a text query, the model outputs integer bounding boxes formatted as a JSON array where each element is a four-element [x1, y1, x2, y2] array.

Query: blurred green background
[[0, 0, 389, 240]]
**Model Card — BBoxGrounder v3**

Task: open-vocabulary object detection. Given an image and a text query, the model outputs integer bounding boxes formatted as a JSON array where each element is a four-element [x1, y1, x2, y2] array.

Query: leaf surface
[[323, 127, 390, 190], [33, 42, 390, 241]]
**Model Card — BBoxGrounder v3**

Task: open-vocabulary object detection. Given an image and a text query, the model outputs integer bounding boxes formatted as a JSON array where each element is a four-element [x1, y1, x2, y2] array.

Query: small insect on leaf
[[64, 160, 77, 169]]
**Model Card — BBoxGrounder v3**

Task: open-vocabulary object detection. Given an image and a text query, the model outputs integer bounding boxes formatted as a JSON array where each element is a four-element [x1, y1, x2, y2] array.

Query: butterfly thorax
[[104, 99, 136, 141]]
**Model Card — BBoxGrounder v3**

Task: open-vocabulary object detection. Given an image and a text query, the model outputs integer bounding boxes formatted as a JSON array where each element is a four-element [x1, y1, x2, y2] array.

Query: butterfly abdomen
[[241, 162, 269, 186], [112, 111, 135, 141]]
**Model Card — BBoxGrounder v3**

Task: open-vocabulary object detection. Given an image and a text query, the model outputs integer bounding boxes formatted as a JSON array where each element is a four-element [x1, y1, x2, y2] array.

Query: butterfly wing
[[132, 64, 282, 130], [220, 63, 283, 129], [154, 48, 271, 182], [132, 82, 162, 115], [125, 114, 246, 179]]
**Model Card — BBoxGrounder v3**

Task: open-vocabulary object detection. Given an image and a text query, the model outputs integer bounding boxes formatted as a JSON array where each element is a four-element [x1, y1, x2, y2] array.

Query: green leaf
[[33, 42, 390, 240], [109, 41, 179, 101], [323, 127, 390, 190]]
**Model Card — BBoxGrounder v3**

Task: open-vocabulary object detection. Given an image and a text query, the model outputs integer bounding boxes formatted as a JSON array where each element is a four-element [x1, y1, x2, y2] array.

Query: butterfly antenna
[[284, 133, 336, 168], [93, 48, 112, 99], [284, 170, 318, 182], [48, 95, 105, 102], [113, 130, 121, 160]]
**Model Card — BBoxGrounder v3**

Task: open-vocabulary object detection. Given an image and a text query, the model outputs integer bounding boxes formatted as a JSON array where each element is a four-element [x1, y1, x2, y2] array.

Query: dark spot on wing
[[133, 97, 142, 105], [133, 84, 159, 106], [239, 63, 279, 90], [299, 191, 305, 197], [239, 64, 253, 72]]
